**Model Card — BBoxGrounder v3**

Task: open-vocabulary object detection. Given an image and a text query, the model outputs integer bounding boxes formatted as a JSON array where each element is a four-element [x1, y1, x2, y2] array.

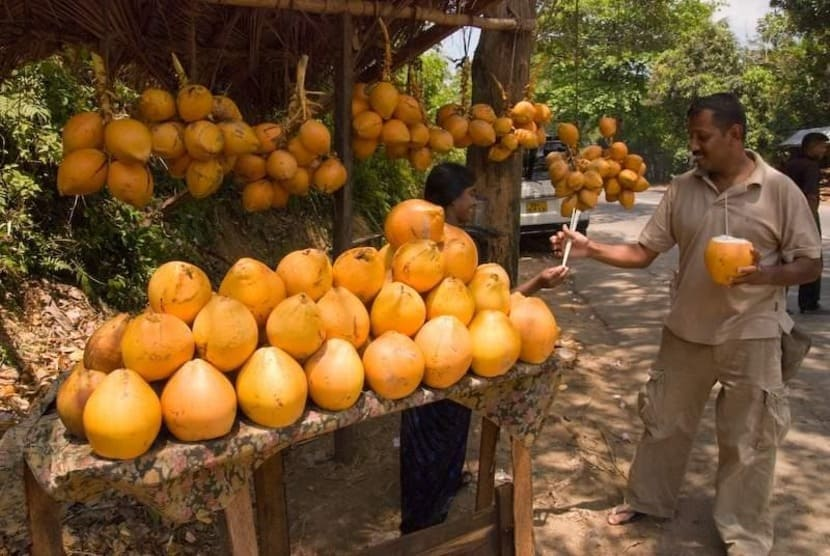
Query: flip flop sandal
[[607, 505, 645, 526]]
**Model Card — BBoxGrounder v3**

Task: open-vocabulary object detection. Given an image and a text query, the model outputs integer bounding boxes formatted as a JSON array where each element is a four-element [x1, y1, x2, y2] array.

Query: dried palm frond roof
[[0, 0, 526, 118]]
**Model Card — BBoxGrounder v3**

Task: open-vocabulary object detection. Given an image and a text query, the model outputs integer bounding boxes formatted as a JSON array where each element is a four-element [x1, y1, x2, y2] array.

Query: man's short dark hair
[[423, 162, 475, 207], [687, 92, 747, 139], [801, 132, 828, 151]]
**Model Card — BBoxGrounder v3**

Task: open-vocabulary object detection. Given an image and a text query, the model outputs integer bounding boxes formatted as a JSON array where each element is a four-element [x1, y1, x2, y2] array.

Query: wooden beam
[[357, 0, 506, 82], [202, 0, 535, 31], [363, 505, 499, 555]]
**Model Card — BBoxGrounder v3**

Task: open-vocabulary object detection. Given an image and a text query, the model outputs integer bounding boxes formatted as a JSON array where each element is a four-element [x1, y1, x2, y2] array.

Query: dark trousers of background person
[[799, 210, 823, 312], [399, 400, 471, 534]]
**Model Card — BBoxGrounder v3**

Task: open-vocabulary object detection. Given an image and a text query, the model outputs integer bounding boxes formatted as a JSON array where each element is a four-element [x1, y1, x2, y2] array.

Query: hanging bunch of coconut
[[486, 72, 553, 164], [547, 116, 650, 215], [350, 21, 434, 173], [125, 52, 282, 210], [436, 56, 475, 150], [56, 53, 155, 209], [239, 54, 347, 214], [435, 57, 519, 154], [165, 53, 258, 201]]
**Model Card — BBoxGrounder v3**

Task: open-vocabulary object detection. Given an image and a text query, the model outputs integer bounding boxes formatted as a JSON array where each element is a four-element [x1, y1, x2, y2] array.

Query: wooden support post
[[468, 0, 535, 280], [511, 439, 534, 556], [254, 451, 290, 555], [24, 463, 65, 556], [333, 11, 358, 465], [476, 417, 500, 511], [495, 483, 515, 556], [221, 480, 259, 556]]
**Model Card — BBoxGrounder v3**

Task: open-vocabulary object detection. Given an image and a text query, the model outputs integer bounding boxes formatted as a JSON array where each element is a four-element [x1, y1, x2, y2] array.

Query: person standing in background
[[783, 131, 827, 313]]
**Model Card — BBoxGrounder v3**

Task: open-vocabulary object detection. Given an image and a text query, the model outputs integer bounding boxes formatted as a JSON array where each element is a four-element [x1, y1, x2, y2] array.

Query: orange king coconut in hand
[[703, 235, 755, 286]]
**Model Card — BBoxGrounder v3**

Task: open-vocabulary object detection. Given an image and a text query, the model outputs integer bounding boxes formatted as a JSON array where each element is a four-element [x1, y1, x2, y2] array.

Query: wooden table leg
[[24, 463, 64, 556], [495, 483, 515, 555], [254, 451, 290, 555], [511, 439, 534, 556], [476, 417, 500, 510], [222, 479, 258, 556]]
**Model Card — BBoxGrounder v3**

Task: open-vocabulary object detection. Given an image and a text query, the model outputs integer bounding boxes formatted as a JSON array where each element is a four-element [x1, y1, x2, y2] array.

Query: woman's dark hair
[[423, 162, 475, 207], [687, 92, 747, 139], [801, 132, 828, 152]]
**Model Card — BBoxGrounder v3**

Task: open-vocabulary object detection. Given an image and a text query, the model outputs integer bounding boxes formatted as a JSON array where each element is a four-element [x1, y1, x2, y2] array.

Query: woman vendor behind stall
[[400, 162, 569, 533]]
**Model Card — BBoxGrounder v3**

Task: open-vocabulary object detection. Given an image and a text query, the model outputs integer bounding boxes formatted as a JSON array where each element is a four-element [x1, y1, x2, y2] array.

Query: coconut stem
[[459, 56, 471, 112], [171, 53, 189, 88], [378, 18, 392, 82], [296, 54, 309, 122], [489, 72, 509, 115], [90, 52, 112, 121]]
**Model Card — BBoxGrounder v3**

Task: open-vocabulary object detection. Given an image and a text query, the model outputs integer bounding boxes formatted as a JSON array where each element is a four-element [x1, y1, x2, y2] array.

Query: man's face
[[448, 187, 477, 225], [687, 109, 742, 174]]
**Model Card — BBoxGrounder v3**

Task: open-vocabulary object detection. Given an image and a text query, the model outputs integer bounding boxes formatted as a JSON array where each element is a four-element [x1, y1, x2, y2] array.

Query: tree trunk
[[469, 0, 536, 281]]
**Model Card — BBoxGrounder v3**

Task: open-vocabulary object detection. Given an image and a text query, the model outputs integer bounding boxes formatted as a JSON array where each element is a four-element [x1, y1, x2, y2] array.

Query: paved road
[[523, 186, 830, 555]]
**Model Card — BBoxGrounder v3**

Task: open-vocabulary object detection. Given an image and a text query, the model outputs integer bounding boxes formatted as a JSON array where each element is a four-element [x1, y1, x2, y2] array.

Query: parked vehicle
[[520, 138, 590, 236]]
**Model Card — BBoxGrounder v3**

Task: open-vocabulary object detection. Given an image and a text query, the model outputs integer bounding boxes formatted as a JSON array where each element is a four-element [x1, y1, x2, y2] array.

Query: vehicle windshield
[[522, 138, 567, 182]]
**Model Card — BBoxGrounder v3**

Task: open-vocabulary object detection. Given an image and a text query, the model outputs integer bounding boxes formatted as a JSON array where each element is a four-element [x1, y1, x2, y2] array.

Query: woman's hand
[[533, 265, 570, 289]]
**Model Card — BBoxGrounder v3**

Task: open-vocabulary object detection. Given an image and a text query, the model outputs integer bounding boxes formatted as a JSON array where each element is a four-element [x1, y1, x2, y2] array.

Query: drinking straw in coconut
[[724, 191, 729, 236], [561, 208, 581, 267]]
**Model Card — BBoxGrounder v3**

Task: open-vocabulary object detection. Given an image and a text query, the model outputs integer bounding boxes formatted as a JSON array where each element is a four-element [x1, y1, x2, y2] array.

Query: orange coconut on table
[[83, 313, 130, 373], [82, 368, 162, 460], [160, 359, 238, 442], [304, 338, 365, 411], [703, 235, 755, 286], [56, 361, 107, 440], [236, 346, 309, 428], [414, 315, 473, 389], [362, 331, 425, 400]]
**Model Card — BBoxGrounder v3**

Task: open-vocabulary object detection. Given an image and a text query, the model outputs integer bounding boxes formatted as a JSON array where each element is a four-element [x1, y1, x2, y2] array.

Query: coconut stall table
[[23, 356, 566, 556]]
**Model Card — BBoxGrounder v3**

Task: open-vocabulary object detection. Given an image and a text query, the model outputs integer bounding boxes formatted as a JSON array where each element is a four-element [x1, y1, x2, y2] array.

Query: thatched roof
[[0, 0, 519, 118]]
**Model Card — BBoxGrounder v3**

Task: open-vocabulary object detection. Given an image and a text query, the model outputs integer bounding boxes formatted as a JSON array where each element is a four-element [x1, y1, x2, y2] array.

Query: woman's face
[[447, 186, 477, 226]]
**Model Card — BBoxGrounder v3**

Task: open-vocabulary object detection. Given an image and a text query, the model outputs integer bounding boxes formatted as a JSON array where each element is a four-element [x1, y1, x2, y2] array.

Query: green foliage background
[[534, 0, 830, 179]]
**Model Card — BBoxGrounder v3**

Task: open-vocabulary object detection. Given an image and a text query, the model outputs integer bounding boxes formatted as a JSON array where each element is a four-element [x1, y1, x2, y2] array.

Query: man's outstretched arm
[[551, 226, 660, 269]]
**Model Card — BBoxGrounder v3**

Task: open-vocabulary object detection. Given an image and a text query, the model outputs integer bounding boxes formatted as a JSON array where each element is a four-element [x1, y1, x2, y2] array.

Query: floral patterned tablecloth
[[22, 359, 561, 523]]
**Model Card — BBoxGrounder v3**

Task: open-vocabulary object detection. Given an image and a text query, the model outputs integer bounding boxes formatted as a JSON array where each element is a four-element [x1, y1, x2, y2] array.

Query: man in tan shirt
[[552, 93, 822, 555]]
